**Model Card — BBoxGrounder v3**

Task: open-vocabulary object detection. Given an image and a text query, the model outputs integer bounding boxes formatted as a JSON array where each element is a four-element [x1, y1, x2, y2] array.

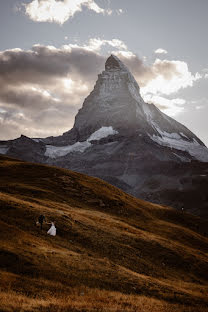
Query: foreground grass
[[1, 287, 207, 312], [0, 156, 208, 311]]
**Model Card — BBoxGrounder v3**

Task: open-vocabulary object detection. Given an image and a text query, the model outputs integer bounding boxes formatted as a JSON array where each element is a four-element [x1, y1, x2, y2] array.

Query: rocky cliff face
[[1, 55, 208, 217]]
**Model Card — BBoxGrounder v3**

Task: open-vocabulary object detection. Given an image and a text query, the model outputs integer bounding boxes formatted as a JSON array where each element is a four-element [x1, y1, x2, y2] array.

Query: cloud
[[144, 95, 185, 116], [155, 48, 168, 54], [0, 38, 202, 139], [0, 43, 104, 87], [140, 59, 201, 96], [196, 105, 204, 110], [116, 9, 123, 15], [0, 107, 73, 139], [76, 38, 128, 52], [23, 0, 112, 24], [0, 39, 108, 139]]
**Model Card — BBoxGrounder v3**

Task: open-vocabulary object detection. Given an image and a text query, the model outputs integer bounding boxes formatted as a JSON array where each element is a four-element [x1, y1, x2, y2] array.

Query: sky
[[0, 0, 208, 145]]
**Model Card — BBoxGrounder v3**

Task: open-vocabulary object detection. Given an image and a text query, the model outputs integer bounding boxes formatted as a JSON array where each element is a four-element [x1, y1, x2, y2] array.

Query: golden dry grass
[[1, 286, 207, 312], [0, 155, 208, 311]]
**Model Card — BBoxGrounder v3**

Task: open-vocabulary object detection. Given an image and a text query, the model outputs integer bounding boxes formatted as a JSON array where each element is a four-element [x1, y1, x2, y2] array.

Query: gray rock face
[[1, 55, 208, 217]]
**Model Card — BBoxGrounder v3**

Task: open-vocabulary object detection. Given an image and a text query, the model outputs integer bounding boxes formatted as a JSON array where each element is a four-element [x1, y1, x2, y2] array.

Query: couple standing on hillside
[[37, 215, 56, 236]]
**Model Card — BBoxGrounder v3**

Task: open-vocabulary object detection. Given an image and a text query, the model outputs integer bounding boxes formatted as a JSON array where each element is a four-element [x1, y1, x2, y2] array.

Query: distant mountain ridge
[[1, 55, 208, 217]]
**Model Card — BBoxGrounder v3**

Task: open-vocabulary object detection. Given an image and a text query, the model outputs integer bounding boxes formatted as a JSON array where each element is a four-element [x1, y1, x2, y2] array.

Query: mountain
[[1, 55, 208, 217], [1, 155, 208, 312]]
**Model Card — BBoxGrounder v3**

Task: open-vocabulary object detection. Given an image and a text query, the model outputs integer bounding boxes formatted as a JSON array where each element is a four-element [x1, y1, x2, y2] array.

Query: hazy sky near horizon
[[0, 0, 208, 144]]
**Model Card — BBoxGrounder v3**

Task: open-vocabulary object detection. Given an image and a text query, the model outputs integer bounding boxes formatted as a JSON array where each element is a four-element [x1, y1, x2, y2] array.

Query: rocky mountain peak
[[105, 54, 126, 70], [66, 55, 206, 146]]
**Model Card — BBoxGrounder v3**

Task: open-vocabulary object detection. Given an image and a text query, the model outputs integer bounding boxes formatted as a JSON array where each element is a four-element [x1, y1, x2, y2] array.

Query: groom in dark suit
[[38, 215, 46, 230]]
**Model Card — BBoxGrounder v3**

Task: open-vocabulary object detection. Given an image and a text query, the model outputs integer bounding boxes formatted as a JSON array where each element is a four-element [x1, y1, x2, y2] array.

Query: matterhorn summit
[[1, 55, 208, 216], [58, 54, 207, 159], [72, 54, 150, 139]]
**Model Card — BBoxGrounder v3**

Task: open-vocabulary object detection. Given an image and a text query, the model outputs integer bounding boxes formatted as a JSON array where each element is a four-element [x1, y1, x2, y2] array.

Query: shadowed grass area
[[0, 155, 208, 311]]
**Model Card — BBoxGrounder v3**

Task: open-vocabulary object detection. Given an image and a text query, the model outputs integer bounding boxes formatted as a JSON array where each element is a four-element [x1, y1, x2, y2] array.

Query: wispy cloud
[[154, 48, 168, 54], [116, 8, 123, 15], [70, 38, 128, 52], [23, 0, 112, 25]]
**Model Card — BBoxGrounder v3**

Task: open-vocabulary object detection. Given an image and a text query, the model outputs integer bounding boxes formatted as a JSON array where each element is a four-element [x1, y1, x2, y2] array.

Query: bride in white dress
[[47, 222, 56, 236]]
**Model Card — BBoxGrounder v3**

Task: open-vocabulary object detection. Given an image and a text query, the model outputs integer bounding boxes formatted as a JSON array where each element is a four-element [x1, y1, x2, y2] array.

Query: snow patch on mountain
[[149, 118, 198, 143], [88, 126, 118, 141], [45, 141, 92, 158], [180, 132, 189, 139], [146, 111, 208, 161], [153, 122, 186, 140], [150, 131, 208, 162], [32, 138, 43, 143], [45, 126, 118, 158]]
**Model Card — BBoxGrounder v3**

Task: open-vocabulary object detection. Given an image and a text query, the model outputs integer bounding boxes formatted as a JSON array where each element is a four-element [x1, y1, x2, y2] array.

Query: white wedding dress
[[47, 222, 56, 236]]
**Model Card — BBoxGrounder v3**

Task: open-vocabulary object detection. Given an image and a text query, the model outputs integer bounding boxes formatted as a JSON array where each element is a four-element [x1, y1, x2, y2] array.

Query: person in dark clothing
[[38, 215, 46, 230]]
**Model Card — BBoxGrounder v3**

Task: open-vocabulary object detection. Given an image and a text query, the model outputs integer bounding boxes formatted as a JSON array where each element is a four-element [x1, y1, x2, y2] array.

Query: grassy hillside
[[0, 155, 208, 312]]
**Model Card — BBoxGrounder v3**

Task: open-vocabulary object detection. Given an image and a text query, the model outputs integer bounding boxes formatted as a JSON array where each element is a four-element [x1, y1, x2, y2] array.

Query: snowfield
[[45, 126, 118, 158], [88, 126, 118, 142], [150, 132, 208, 162], [32, 138, 43, 143], [45, 141, 91, 158]]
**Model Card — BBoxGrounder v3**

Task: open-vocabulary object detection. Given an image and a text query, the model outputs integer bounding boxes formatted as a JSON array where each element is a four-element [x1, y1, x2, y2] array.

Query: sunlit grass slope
[[0, 155, 208, 312]]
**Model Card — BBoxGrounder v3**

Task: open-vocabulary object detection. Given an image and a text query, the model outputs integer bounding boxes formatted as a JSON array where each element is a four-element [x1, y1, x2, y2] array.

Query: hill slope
[[0, 155, 208, 312]]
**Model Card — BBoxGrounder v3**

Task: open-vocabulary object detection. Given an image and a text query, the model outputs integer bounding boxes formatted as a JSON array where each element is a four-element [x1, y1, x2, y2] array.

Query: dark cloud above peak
[[0, 45, 105, 87]]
